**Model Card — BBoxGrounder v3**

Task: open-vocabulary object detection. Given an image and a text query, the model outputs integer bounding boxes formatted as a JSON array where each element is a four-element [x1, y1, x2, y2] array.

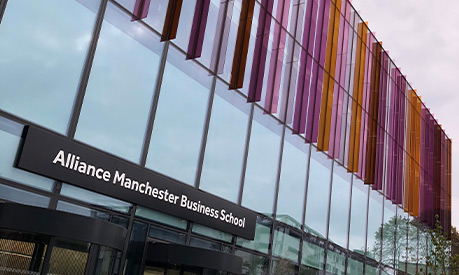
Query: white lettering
[[53, 150, 66, 166]]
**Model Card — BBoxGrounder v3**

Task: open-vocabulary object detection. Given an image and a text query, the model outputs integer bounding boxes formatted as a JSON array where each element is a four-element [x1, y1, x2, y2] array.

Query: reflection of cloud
[[75, 34, 92, 51]]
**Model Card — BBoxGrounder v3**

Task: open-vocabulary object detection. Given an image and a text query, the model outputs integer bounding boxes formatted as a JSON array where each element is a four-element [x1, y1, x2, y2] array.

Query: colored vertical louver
[[347, 22, 368, 173], [317, 0, 342, 151], [229, 0, 256, 89], [187, 0, 211, 59], [248, 0, 274, 102], [131, 0, 151, 21], [161, 0, 183, 41], [154, 0, 451, 233]]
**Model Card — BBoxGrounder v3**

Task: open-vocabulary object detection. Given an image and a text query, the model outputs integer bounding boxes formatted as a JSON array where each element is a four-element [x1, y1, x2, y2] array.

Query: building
[[0, 0, 452, 274]]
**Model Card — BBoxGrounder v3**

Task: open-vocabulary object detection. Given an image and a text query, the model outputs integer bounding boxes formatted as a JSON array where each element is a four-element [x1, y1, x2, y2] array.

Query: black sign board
[[17, 126, 256, 240]]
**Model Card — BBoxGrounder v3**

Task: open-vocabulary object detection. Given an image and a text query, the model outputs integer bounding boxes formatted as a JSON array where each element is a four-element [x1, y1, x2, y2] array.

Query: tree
[[418, 217, 450, 275], [450, 227, 459, 275]]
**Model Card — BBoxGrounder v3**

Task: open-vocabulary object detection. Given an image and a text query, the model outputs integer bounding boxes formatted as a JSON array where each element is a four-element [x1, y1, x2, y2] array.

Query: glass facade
[[0, 0, 452, 274]]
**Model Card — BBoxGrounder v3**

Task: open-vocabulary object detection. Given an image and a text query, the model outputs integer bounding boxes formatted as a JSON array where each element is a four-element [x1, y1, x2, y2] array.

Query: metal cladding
[[132, 0, 451, 234]]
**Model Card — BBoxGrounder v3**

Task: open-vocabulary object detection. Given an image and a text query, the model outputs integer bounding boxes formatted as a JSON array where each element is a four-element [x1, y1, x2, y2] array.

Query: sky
[[350, 0, 459, 228]]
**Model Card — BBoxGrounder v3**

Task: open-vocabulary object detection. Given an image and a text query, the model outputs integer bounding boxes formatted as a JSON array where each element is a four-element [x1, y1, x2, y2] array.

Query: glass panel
[[366, 190, 383, 262], [328, 164, 352, 248], [0, 229, 49, 274], [60, 184, 132, 213], [48, 238, 90, 275], [124, 221, 148, 275], [406, 218, 418, 275], [365, 263, 379, 275], [143, 0, 169, 32], [0, 183, 50, 208], [304, 149, 332, 238], [325, 248, 346, 275], [272, 226, 300, 263], [56, 200, 110, 221], [348, 177, 368, 255], [148, 225, 186, 245], [235, 249, 269, 275], [381, 200, 396, 267], [75, 2, 163, 163], [0, 0, 100, 133], [199, 80, 250, 202], [236, 218, 271, 254], [196, 0, 222, 69], [346, 255, 364, 275], [241, 107, 282, 215], [189, 237, 222, 252], [301, 236, 325, 272], [418, 229, 428, 274], [172, 0, 197, 51], [271, 258, 297, 275], [94, 246, 116, 275], [136, 206, 187, 230], [395, 208, 408, 273], [276, 132, 309, 228], [192, 224, 233, 243], [146, 46, 212, 185], [0, 118, 54, 191]]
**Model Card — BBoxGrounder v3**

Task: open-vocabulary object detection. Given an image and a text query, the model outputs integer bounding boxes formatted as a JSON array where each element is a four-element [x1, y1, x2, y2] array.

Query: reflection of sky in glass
[[146, 46, 212, 185], [0, 0, 99, 133], [0, 118, 54, 191], [328, 164, 352, 248], [276, 132, 309, 228], [199, 81, 250, 202], [0, 183, 50, 208], [60, 183, 132, 214], [241, 107, 282, 215], [75, 2, 163, 163], [304, 149, 332, 238], [348, 178, 368, 253]]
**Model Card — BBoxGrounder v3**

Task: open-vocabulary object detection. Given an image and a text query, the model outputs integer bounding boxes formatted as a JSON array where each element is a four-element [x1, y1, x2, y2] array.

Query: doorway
[[0, 203, 127, 275]]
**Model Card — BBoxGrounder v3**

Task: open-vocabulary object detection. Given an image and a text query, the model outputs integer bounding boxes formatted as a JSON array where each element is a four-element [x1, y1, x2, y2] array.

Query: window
[[75, 2, 163, 163], [199, 80, 250, 202], [0, 0, 100, 133], [241, 107, 282, 215], [146, 46, 212, 185]]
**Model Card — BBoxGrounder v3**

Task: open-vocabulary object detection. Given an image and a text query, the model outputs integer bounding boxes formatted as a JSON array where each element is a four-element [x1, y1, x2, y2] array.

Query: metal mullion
[[194, 76, 217, 188], [271, 126, 286, 219], [344, 171, 354, 275], [118, 205, 137, 274], [67, 0, 108, 139], [362, 184, 370, 274], [48, 182, 62, 210], [139, 41, 170, 168], [0, 0, 7, 24], [237, 103, 254, 205], [193, 2, 234, 190], [301, 143, 312, 228], [323, 154, 335, 273]]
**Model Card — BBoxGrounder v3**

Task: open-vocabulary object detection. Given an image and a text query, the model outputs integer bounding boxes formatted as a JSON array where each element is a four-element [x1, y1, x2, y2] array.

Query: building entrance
[[0, 203, 127, 275]]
